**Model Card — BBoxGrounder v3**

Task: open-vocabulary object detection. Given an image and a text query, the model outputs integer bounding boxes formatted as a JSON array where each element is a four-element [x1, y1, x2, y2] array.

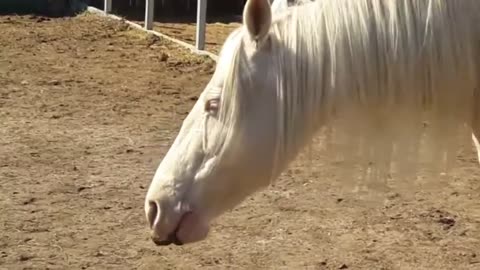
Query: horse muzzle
[[151, 230, 184, 246], [146, 199, 210, 246]]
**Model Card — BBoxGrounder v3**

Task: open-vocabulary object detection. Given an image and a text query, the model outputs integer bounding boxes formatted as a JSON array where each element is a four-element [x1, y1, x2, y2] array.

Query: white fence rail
[[144, 0, 154, 30], [195, 0, 207, 50], [104, 0, 112, 13]]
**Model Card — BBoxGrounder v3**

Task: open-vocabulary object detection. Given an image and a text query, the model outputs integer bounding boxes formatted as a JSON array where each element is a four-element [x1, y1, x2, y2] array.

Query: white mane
[[210, 0, 480, 189]]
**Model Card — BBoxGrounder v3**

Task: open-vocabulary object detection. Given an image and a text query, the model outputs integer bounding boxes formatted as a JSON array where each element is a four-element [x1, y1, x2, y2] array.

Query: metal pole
[[145, 0, 155, 30], [104, 0, 112, 13], [196, 0, 207, 50]]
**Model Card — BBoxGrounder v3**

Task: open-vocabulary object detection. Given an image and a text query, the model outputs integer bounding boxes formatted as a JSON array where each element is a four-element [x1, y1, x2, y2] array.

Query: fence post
[[104, 0, 112, 13], [145, 0, 155, 30], [196, 0, 208, 51]]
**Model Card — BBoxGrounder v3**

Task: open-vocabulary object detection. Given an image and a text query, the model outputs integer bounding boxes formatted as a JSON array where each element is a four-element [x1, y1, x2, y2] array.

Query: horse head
[[145, 0, 290, 246]]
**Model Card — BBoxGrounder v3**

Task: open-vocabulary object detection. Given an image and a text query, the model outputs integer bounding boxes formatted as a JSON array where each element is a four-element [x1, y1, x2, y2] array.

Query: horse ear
[[243, 0, 272, 43]]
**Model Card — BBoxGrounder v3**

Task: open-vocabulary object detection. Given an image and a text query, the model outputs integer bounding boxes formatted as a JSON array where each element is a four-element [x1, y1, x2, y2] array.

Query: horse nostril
[[147, 201, 158, 229]]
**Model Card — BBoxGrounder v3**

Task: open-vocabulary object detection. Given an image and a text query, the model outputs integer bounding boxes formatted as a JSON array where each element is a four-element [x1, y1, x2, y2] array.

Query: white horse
[[145, 0, 480, 246]]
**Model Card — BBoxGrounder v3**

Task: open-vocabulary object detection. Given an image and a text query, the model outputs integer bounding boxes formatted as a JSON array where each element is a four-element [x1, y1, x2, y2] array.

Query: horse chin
[[151, 211, 210, 246], [176, 211, 210, 244]]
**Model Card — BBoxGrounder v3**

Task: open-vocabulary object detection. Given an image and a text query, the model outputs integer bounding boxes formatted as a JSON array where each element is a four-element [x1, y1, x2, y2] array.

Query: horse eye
[[205, 98, 220, 113]]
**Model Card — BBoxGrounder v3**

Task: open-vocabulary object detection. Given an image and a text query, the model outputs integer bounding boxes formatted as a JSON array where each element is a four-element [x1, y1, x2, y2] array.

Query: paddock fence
[[85, 0, 252, 61]]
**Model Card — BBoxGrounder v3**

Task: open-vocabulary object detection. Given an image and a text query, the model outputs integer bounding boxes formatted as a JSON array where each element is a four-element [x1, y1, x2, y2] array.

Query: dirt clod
[[19, 254, 34, 261]]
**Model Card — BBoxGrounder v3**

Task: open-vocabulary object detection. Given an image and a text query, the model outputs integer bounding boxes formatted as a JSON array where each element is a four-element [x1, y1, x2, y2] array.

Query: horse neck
[[269, 0, 480, 181], [267, 12, 332, 176]]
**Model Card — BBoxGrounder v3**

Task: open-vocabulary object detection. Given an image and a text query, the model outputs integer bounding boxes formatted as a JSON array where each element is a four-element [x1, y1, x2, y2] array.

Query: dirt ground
[[1, 12, 480, 270], [127, 17, 240, 54], [151, 20, 240, 54]]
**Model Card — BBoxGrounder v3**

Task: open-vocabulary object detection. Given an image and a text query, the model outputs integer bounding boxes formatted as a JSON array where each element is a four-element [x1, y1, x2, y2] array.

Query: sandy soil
[[121, 17, 241, 54], [1, 13, 480, 270], [151, 20, 240, 54]]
